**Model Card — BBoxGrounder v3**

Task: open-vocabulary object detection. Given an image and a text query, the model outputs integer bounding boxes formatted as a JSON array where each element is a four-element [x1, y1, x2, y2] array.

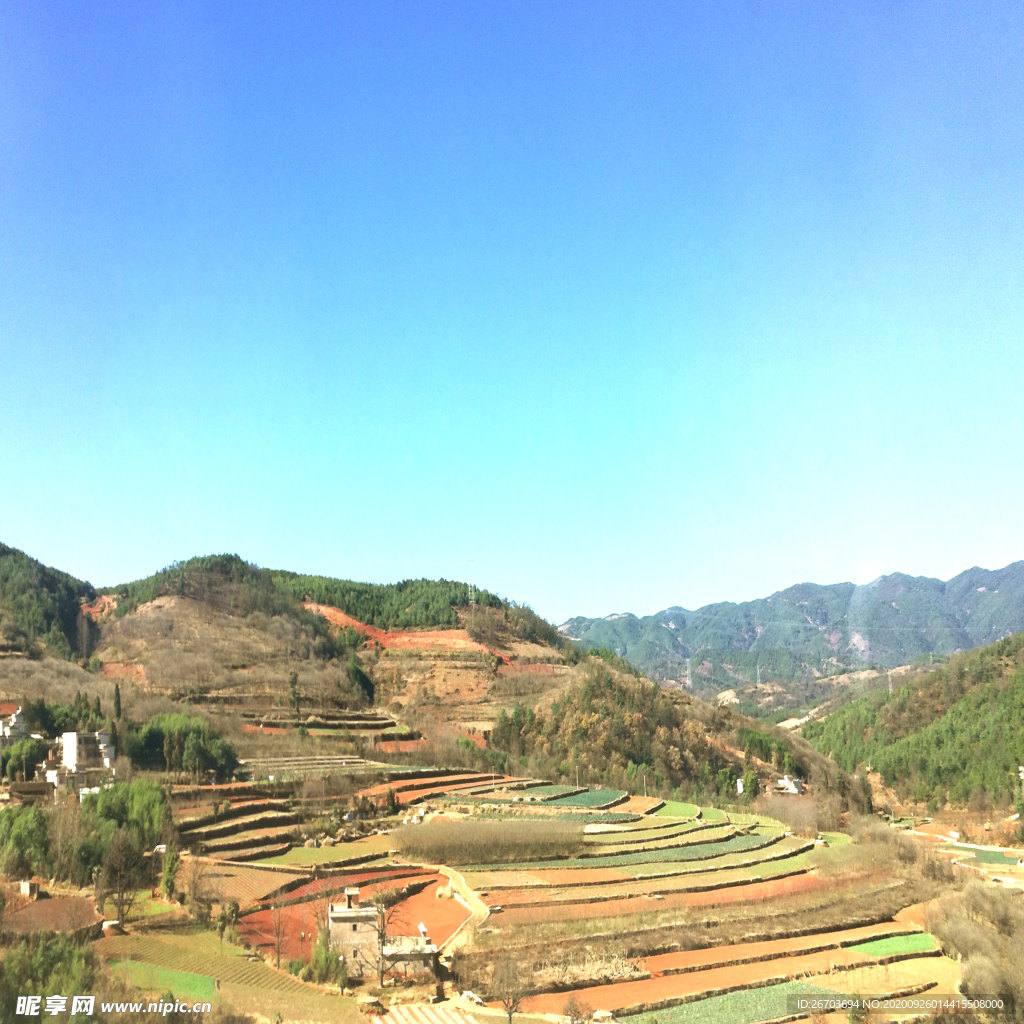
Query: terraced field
[[519, 923, 942, 1015], [95, 932, 312, 994]]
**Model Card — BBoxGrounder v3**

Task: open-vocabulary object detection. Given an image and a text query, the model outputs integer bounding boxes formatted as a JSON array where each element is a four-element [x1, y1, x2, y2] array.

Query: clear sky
[[2, 2, 1022, 624]]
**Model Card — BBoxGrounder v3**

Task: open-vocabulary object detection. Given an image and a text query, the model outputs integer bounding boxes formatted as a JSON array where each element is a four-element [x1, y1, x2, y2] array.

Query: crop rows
[[95, 935, 310, 993], [621, 980, 841, 1024]]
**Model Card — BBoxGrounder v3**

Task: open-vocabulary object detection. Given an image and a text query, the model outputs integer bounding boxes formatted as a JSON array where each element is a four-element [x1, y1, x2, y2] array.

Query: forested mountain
[[0, 544, 514, 660], [561, 562, 1024, 691], [803, 631, 1024, 810], [0, 544, 95, 658]]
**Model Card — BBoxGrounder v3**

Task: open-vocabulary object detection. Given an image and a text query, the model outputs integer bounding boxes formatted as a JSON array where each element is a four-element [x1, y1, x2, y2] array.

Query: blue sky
[[2, 2, 1022, 623]]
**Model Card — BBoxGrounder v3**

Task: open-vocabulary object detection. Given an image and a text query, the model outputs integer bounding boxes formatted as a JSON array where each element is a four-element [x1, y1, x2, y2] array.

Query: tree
[[182, 856, 209, 921], [113, 683, 121, 720], [0, 888, 6, 941], [101, 827, 144, 926], [562, 995, 592, 1024], [288, 672, 300, 717], [161, 847, 180, 900], [493, 953, 528, 1024], [271, 904, 289, 969], [369, 887, 401, 986]]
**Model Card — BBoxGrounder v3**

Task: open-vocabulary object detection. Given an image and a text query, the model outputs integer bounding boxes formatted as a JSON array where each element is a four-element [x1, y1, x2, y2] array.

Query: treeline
[[7, 693, 238, 784], [486, 660, 727, 794], [804, 632, 1024, 809], [271, 572, 501, 629], [120, 713, 238, 779], [0, 543, 95, 659], [0, 778, 169, 882], [101, 553, 508, 631], [465, 604, 565, 650]]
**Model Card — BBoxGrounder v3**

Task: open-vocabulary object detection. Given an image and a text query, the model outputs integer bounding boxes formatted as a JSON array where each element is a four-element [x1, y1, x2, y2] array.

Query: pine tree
[[113, 683, 121, 719]]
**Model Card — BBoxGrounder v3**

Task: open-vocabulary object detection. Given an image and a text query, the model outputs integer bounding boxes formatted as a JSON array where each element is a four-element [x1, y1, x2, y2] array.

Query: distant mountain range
[[560, 562, 1024, 694]]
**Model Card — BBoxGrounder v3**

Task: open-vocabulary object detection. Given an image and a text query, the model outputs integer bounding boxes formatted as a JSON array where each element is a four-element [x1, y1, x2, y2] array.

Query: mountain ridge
[[561, 561, 1024, 692]]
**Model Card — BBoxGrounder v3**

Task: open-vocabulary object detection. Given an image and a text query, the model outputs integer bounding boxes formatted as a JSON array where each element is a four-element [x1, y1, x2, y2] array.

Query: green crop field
[[112, 962, 216, 1002], [623, 980, 841, 1024], [699, 807, 729, 823], [847, 933, 936, 957], [95, 933, 310, 994], [969, 849, 1020, 865], [547, 789, 627, 808], [654, 801, 699, 818]]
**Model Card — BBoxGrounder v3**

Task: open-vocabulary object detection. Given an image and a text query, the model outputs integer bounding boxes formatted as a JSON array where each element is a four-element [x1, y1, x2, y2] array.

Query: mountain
[[803, 630, 1024, 810], [561, 562, 1024, 697], [0, 543, 96, 659]]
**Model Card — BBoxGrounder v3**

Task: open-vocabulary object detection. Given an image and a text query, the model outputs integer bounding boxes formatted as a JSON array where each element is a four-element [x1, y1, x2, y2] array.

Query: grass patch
[[257, 833, 393, 865], [112, 962, 215, 1002], [623, 980, 840, 1024], [847, 933, 935, 957], [654, 801, 699, 818]]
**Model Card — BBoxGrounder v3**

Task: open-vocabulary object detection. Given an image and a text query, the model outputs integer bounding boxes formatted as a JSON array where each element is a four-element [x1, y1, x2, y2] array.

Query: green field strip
[[97, 935, 310, 993], [654, 801, 699, 818], [112, 962, 216, 1002], [967, 848, 1022, 865], [488, 830, 785, 871], [847, 933, 936, 957], [584, 828, 739, 857], [546, 789, 628, 808], [699, 807, 729, 823], [487, 862, 812, 908], [583, 821, 722, 846], [621, 980, 841, 1024]]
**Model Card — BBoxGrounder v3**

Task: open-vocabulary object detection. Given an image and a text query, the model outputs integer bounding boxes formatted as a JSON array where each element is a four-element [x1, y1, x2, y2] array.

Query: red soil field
[[304, 604, 506, 660], [641, 921, 920, 977], [618, 796, 665, 815], [277, 867, 427, 903], [386, 878, 472, 947], [237, 873, 465, 962], [375, 739, 427, 753], [493, 872, 828, 925], [519, 946, 880, 1014], [101, 662, 147, 683], [242, 724, 288, 735]]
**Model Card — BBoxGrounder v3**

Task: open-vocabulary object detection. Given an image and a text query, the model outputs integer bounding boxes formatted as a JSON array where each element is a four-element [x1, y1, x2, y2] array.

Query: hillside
[[803, 631, 1024, 810], [562, 562, 1024, 702], [0, 543, 96, 659]]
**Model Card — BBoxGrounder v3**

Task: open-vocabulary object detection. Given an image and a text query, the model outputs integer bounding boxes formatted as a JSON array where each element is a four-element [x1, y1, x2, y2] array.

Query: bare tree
[[562, 995, 592, 1024], [493, 953, 529, 1024], [312, 892, 331, 944], [271, 903, 289, 969], [182, 856, 207, 915], [101, 827, 144, 926], [369, 887, 401, 987]]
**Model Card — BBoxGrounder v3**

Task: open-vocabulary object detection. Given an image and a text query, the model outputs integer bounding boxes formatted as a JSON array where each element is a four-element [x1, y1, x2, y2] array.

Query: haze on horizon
[[2, 3, 1022, 624]]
